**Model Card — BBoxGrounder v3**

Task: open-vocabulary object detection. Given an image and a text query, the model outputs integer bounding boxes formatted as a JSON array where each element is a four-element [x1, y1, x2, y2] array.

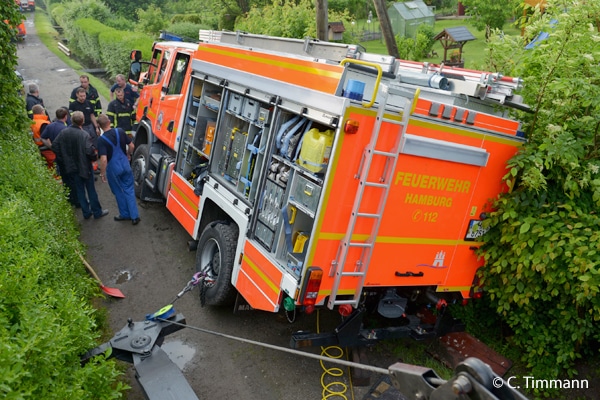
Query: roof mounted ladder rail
[[327, 85, 420, 310], [215, 30, 364, 63]]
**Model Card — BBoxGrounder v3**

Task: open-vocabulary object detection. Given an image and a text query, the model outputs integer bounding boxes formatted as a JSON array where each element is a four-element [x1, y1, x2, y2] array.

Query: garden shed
[[387, 0, 435, 38], [328, 22, 345, 41]]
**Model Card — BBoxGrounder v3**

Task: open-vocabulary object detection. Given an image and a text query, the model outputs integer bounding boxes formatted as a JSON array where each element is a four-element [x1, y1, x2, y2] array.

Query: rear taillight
[[299, 267, 323, 312]]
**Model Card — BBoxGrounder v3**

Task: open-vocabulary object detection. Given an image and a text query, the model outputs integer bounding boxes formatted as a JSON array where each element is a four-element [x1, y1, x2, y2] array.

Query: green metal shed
[[388, 0, 435, 38]]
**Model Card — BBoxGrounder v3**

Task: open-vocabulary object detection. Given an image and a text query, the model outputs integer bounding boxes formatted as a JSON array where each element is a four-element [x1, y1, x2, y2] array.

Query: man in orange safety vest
[[30, 104, 55, 169]]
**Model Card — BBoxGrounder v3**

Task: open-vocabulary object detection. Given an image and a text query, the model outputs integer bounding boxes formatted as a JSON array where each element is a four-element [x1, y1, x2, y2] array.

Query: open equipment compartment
[[210, 89, 272, 204], [252, 105, 338, 278], [176, 77, 222, 183]]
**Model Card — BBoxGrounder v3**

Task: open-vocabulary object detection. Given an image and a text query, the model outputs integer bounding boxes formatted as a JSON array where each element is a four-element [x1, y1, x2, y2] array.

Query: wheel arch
[[197, 197, 239, 241], [133, 118, 152, 148]]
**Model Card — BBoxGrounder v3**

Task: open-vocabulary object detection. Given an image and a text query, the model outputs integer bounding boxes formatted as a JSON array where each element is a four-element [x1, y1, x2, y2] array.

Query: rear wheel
[[131, 144, 149, 198], [195, 222, 239, 306]]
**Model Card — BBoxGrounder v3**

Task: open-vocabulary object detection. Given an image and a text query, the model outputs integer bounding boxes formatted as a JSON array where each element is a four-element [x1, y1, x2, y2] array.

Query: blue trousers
[[73, 165, 103, 218], [106, 166, 139, 220]]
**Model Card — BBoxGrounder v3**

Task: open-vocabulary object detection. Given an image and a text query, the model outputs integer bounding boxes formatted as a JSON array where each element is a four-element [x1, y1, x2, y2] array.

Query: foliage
[[394, 24, 435, 61], [460, 0, 519, 38], [478, 0, 600, 386], [395, 35, 414, 60], [170, 13, 203, 25], [413, 24, 435, 60], [57, 0, 112, 55], [99, 29, 154, 78], [48, 3, 68, 27], [167, 22, 211, 42], [235, 0, 315, 38], [235, 0, 350, 39], [103, 0, 159, 20], [103, 15, 135, 31], [50, 8, 154, 78], [72, 18, 106, 66], [0, 3, 125, 398], [136, 4, 168, 36], [60, 0, 111, 26], [425, 0, 458, 16]]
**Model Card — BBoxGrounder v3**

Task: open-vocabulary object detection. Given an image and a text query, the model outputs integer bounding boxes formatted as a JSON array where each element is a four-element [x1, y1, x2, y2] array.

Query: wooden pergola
[[433, 26, 476, 68]]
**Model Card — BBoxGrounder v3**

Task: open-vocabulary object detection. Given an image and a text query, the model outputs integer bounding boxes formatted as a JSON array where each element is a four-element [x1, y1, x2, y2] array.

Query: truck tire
[[195, 222, 239, 306], [131, 144, 149, 198]]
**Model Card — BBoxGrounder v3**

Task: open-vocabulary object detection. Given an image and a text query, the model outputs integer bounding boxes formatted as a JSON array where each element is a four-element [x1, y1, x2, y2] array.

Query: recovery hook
[[170, 271, 212, 304]]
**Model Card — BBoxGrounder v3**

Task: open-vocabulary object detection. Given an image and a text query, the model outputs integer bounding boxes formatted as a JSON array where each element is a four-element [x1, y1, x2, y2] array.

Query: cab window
[[158, 51, 171, 83], [148, 49, 162, 84], [166, 53, 190, 95]]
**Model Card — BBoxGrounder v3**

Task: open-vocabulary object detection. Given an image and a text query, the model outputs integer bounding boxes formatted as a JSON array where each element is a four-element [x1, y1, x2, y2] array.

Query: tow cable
[[82, 273, 530, 400]]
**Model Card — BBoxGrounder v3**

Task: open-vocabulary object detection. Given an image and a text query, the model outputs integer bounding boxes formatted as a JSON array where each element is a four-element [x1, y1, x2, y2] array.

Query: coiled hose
[[318, 309, 355, 400]]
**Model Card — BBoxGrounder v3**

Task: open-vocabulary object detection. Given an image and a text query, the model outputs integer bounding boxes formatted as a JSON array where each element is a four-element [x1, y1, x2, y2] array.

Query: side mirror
[[128, 50, 143, 83], [129, 62, 142, 83]]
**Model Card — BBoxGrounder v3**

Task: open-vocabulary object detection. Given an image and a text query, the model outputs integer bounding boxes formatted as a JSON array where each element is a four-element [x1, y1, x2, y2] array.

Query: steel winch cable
[[155, 316, 389, 376]]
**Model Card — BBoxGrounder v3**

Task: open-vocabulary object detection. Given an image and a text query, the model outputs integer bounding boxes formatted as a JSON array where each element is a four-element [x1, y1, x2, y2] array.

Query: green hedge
[[99, 29, 154, 79], [66, 21, 153, 78], [69, 18, 155, 77], [1, 2, 125, 397], [48, 3, 67, 27], [72, 18, 106, 66], [0, 100, 125, 400]]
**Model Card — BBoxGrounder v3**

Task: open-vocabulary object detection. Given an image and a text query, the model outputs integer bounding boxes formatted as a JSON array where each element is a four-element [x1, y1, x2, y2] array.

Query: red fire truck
[[128, 32, 527, 347]]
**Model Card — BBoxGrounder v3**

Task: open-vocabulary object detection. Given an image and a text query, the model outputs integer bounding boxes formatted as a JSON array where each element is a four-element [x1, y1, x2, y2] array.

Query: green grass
[[358, 17, 521, 69]]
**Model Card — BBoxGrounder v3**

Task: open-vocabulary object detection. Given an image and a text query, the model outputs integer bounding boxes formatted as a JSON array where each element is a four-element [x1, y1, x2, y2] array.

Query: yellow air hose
[[317, 309, 355, 400]]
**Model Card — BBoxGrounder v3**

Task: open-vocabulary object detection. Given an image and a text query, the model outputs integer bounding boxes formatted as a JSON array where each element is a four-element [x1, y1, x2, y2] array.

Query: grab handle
[[340, 59, 382, 108], [395, 271, 424, 277]]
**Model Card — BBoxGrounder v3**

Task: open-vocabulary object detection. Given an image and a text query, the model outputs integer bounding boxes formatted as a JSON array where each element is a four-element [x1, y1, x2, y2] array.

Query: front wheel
[[196, 222, 239, 306], [131, 143, 149, 198]]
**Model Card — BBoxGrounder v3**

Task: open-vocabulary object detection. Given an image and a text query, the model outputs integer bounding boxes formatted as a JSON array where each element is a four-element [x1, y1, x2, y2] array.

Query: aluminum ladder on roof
[[327, 85, 419, 310], [213, 30, 361, 63]]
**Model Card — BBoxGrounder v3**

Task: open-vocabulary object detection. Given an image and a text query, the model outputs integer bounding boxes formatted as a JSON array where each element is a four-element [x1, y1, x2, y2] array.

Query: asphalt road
[[15, 11, 396, 400]]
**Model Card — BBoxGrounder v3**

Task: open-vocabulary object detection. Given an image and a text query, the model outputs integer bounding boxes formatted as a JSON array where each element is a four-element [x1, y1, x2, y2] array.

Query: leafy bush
[[59, 0, 112, 57], [478, 0, 600, 387], [136, 5, 168, 36], [235, 0, 351, 39], [170, 13, 204, 25], [0, 2, 124, 398], [236, 0, 315, 38], [103, 15, 134, 31], [413, 24, 435, 60], [167, 22, 210, 42], [99, 30, 154, 78], [394, 24, 435, 61], [72, 18, 107, 66], [60, 0, 111, 26], [48, 3, 67, 27], [395, 35, 414, 60]]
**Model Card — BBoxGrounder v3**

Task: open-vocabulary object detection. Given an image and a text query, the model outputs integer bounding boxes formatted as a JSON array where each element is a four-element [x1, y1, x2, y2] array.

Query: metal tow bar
[[82, 272, 529, 400]]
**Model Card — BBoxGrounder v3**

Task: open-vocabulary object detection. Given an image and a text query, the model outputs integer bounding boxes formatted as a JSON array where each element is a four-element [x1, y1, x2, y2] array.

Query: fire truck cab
[[130, 32, 527, 346]]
